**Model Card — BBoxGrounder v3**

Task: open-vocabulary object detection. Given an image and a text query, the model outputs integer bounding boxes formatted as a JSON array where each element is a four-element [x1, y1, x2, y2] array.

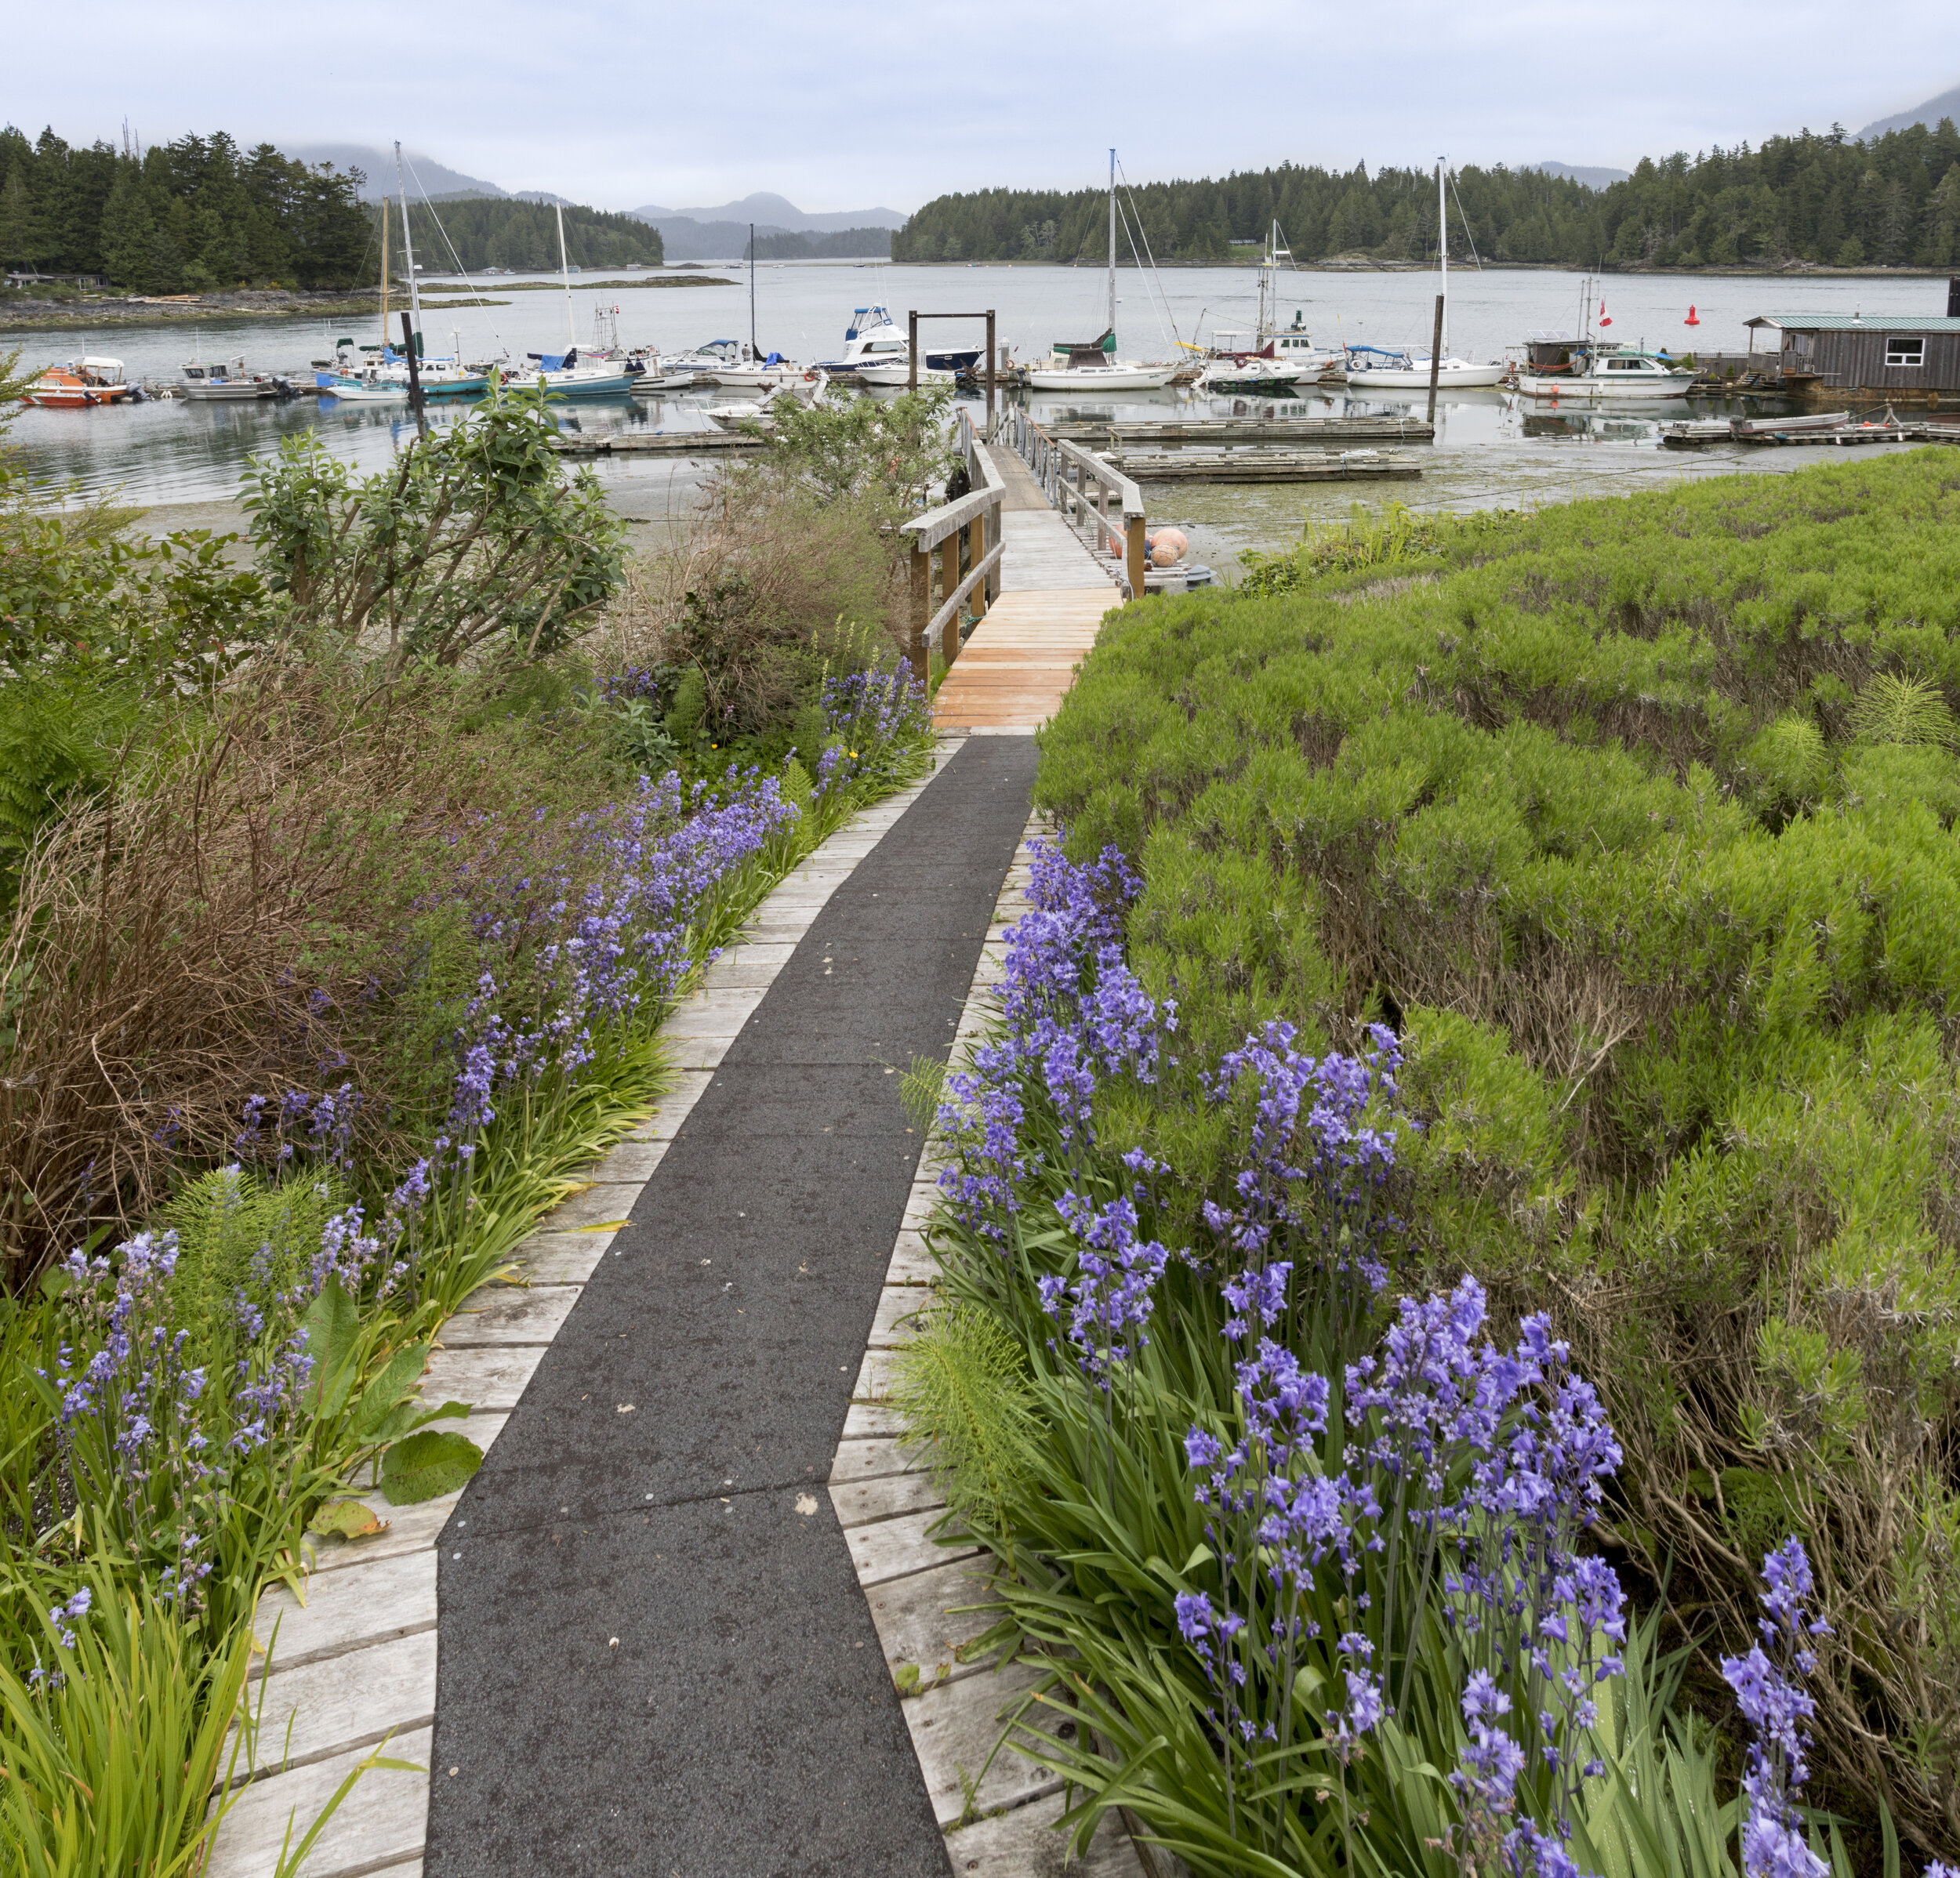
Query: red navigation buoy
[[1684, 304, 1701, 326]]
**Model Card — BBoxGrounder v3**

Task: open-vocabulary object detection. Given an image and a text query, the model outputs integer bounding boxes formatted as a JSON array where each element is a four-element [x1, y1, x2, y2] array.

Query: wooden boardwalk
[[931, 443, 1120, 734]]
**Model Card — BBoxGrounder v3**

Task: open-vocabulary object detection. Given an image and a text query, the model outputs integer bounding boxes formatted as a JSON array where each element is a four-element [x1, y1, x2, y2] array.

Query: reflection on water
[[5, 259, 1940, 562]]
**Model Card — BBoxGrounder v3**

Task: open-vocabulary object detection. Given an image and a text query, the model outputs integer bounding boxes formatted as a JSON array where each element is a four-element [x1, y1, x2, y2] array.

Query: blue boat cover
[[539, 353, 568, 372], [764, 352, 783, 367]]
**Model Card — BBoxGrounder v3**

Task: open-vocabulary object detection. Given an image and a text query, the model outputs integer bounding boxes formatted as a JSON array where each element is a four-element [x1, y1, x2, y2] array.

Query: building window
[[1886, 337, 1925, 368]]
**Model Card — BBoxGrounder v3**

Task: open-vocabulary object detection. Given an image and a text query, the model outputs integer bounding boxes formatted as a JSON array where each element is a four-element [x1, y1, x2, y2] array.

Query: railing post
[[909, 537, 931, 683], [940, 537, 960, 665], [1126, 513, 1147, 599]]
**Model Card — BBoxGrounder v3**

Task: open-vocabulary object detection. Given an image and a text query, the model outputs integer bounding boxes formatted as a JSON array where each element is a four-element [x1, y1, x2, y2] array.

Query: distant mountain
[[1857, 83, 1960, 140], [641, 217, 794, 263], [1526, 161, 1632, 189], [630, 192, 907, 234], [285, 144, 508, 201]]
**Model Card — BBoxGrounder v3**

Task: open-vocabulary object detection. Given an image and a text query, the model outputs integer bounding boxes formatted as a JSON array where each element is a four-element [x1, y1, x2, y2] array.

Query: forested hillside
[[896, 119, 1960, 269], [394, 195, 662, 271], [0, 127, 369, 292], [749, 227, 891, 259]]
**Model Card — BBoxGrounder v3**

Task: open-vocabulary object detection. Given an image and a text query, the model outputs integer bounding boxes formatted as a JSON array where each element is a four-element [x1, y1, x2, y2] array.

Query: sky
[[10, 0, 1958, 214]]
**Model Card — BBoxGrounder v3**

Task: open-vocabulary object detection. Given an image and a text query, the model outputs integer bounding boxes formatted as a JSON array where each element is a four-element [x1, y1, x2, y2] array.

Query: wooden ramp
[[931, 444, 1119, 734]]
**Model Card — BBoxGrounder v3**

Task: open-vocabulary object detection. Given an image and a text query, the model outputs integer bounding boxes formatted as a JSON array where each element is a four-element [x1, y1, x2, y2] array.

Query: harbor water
[[6, 261, 1946, 571]]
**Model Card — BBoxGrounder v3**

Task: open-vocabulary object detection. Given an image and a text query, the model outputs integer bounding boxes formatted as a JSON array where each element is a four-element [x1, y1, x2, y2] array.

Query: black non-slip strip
[[424, 737, 1038, 1878]]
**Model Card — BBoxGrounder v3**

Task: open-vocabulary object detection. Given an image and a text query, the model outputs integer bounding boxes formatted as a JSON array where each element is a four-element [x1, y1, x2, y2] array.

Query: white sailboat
[[517, 204, 636, 397], [1026, 152, 1178, 393], [1345, 161, 1507, 390]]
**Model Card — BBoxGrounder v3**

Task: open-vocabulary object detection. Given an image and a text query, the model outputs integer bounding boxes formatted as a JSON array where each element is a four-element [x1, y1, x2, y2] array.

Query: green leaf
[[299, 1277, 361, 1418], [307, 1498, 388, 1541], [352, 1343, 430, 1440], [379, 1430, 484, 1505], [367, 1397, 470, 1446]]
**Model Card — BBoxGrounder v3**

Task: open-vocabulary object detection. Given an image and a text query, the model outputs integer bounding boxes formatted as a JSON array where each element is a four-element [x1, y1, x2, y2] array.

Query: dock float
[[1051, 416, 1435, 446], [1101, 448, 1423, 484], [548, 431, 768, 455]]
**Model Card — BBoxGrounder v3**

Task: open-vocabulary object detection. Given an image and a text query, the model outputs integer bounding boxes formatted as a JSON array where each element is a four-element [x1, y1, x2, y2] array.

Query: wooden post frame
[[908, 310, 919, 393], [985, 309, 996, 433], [401, 310, 429, 443], [1426, 292, 1445, 426], [909, 537, 931, 682], [1126, 514, 1147, 599]]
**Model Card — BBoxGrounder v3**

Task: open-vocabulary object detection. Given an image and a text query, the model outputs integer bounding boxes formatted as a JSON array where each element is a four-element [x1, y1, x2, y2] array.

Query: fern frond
[[1847, 673, 1960, 750], [899, 1053, 949, 1136], [887, 1302, 1040, 1541]]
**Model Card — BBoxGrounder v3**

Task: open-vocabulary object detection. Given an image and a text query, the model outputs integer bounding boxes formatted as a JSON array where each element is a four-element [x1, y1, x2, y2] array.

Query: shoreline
[[1, 277, 735, 334]]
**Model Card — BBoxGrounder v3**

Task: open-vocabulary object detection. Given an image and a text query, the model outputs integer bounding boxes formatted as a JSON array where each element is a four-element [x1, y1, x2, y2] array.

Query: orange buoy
[[1685, 304, 1701, 326]]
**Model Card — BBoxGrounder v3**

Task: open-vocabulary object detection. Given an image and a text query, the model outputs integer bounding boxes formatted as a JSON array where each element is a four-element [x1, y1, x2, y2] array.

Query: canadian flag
[[1599, 300, 1613, 328]]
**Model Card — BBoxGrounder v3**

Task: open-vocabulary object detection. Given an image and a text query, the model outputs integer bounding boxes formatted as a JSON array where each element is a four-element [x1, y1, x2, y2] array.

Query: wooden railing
[[1007, 405, 1147, 598], [898, 411, 1005, 683]]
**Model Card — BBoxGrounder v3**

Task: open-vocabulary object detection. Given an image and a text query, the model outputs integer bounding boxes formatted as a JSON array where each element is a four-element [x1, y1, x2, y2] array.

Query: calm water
[[5, 261, 1946, 565]]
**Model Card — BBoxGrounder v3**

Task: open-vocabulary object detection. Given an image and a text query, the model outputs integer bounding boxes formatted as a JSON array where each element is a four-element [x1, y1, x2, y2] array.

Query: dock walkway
[[930, 442, 1120, 734]]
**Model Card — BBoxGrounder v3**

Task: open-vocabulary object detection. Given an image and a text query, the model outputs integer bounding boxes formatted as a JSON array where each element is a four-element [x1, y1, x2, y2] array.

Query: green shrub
[[1036, 449, 1960, 1854]]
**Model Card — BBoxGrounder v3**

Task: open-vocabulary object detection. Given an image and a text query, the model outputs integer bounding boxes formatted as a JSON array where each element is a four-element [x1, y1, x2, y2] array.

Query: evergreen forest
[[0, 128, 370, 292], [895, 119, 1960, 269], [394, 195, 663, 272]]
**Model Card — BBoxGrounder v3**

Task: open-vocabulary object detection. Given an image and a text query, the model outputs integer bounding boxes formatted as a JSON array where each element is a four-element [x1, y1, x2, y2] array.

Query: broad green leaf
[[299, 1277, 361, 1417], [352, 1343, 430, 1440], [379, 1430, 485, 1505], [368, 1396, 471, 1446]]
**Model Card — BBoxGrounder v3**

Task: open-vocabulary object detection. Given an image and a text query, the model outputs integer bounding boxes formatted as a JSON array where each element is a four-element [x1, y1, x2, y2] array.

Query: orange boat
[[20, 357, 134, 408]]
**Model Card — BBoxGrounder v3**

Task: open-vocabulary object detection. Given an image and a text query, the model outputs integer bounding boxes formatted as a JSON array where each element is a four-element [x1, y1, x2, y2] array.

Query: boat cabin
[[1746, 287, 1960, 404]]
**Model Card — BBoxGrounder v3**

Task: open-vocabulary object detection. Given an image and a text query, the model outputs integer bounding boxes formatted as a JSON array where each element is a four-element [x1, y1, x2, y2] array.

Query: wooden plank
[[440, 1283, 579, 1347], [848, 1507, 981, 1586], [832, 1467, 946, 1529], [942, 1789, 1147, 1876], [418, 1343, 546, 1412], [205, 1725, 432, 1878], [906, 1661, 1067, 1825], [867, 1556, 1006, 1684], [252, 1552, 437, 1675], [828, 1434, 931, 1485], [228, 1630, 437, 1784]]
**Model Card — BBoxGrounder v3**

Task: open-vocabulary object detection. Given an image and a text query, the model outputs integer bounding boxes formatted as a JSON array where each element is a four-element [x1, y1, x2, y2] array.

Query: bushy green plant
[[1036, 450, 1960, 1857]]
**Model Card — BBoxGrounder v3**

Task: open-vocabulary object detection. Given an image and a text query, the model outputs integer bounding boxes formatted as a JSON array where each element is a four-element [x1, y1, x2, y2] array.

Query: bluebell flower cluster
[[1722, 1539, 1836, 1878], [811, 669, 931, 796], [934, 828, 1637, 1872]]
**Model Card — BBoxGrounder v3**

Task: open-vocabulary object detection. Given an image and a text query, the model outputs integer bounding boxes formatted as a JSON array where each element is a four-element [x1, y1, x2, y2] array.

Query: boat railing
[[1007, 406, 1147, 597], [897, 409, 1005, 683]]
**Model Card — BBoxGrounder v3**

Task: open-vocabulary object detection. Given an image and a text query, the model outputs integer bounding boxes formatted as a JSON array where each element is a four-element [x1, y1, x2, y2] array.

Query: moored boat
[[856, 357, 955, 386], [1513, 335, 1696, 399], [20, 357, 133, 407], [1345, 345, 1508, 390], [181, 357, 280, 401]]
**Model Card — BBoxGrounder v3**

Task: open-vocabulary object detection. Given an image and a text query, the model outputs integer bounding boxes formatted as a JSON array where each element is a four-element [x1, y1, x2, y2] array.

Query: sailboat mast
[[394, 143, 422, 357], [1107, 149, 1116, 343], [379, 195, 390, 349], [556, 201, 575, 350], [1437, 158, 1448, 360], [750, 223, 757, 357]]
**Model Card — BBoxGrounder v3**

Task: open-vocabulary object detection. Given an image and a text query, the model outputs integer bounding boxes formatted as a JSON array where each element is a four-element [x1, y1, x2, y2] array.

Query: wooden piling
[[401, 310, 429, 442], [1425, 293, 1444, 427]]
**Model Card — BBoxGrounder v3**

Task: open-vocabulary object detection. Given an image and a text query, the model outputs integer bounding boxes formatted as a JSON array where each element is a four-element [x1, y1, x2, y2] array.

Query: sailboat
[[1026, 153, 1178, 392], [1194, 224, 1339, 390], [1345, 161, 1507, 390], [518, 203, 636, 397]]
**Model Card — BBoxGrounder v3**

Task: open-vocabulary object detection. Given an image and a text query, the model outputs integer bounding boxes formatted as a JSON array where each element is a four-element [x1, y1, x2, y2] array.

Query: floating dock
[[1099, 448, 1422, 484], [548, 431, 769, 456], [1051, 415, 1434, 446]]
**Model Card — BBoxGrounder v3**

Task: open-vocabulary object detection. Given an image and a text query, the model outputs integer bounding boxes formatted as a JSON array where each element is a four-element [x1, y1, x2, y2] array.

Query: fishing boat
[[20, 357, 134, 407], [1513, 335, 1695, 400], [1194, 338, 1301, 393], [1345, 161, 1506, 389], [1026, 153, 1178, 393], [180, 357, 281, 400]]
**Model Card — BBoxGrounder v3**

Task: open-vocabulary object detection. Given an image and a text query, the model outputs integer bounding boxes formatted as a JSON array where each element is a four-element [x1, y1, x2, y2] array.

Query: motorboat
[[1512, 335, 1697, 399], [181, 357, 281, 400], [1343, 161, 1506, 390], [703, 370, 828, 427], [812, 304, 981, 376], [1025, 153, 1180, 393], [630, 368, 699, 393], [658, 339, 754, 374], [20, 357, 134, 407], [710, 350, 811, 390], [856, 357, 956, 386], [1345, 345, 1508, 389], [1193, 336, 1301, 393], [316, 372, 410, 404]]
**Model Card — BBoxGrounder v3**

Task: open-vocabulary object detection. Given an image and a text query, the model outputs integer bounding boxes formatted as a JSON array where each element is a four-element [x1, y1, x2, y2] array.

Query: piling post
[[1425, 293, 1444, 427], [401, 311, 429, 443], [985, 309, 996, 433], [1126, 513, 1146, 600], [908, 310, 919, 393], [909, 538, 931, 683]]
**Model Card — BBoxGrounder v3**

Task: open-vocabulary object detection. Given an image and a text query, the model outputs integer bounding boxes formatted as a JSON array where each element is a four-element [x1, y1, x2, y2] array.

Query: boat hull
[[182, 382, 278, 401], [1515, 370, 1693, 401], [856, 363, 953, 386], [1346, 363, 1508, 389], [1025, 364, 1179, 391]]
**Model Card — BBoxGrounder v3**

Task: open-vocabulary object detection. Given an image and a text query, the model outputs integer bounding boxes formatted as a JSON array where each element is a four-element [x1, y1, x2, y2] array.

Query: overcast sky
[[11, 0, 1957, 213]]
